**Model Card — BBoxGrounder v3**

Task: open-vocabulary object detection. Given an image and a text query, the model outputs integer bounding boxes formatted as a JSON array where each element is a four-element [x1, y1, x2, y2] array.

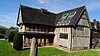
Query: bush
[[13, 33, 23, 50], [8, 31, 15, 42], [0, 35, 4, 39]]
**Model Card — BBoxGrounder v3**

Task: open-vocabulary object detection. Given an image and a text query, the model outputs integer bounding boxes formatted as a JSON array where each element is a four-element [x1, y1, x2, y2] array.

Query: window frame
[[68, 11, 76, 17], [60, 33, 68, 39]]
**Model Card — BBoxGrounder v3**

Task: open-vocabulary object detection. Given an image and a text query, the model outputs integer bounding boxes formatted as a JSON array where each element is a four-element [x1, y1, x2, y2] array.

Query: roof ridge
[[20, 4, 56, 15], [20, 4, 40, 10], [58, 6, 85, 14]]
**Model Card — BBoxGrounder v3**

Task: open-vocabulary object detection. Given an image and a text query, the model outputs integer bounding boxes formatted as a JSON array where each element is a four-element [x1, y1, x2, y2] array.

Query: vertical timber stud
[[30, 37, 38, 56], [70, 27, 72, 51]]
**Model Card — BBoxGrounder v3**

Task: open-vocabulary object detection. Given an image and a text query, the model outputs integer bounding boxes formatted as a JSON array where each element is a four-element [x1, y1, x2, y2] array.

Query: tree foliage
[[6, 26, 18, 36], [0, 26, 7, 35], [6, 26, 18, 42]]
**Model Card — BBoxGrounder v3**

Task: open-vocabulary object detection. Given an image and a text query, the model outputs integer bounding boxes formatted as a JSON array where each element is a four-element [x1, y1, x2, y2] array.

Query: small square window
[[60, 33, 68, 39]]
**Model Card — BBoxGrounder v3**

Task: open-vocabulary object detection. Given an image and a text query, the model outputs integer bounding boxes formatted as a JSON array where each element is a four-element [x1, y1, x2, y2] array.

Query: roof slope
[[20, 5, 57, 26], [55, 6, 85, 26], [17, 5, 86, 26]]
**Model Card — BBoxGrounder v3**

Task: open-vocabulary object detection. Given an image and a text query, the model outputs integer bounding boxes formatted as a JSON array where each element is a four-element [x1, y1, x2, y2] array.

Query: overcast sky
[[0, 0, 100, 28]]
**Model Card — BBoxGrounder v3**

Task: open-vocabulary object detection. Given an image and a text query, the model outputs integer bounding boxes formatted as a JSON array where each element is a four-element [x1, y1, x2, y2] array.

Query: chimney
[[40, 8, 48, 13], [93, 19, 97, 29]]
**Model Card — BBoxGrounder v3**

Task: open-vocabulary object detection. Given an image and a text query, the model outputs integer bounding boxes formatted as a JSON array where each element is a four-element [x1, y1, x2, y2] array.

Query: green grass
[[0, 40, 30, 56], [38, 47, 100, 56], [0, 40, 100, 56]]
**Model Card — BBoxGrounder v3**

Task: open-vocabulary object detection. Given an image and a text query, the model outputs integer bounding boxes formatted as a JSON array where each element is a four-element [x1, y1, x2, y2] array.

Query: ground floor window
[[60, 33, 68, 39]]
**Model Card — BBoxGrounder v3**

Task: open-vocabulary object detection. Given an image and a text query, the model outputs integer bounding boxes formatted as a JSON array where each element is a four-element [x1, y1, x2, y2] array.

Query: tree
[[0, 26, 7, 35], [13, 33, 23, 50], [8, 31, 15, 42], [6, 26, 18, 36], [6, 26, 18, 42]]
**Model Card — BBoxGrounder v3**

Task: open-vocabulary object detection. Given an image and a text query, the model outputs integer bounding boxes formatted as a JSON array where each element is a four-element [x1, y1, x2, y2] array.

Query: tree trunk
[[30, 37, 38, 56]]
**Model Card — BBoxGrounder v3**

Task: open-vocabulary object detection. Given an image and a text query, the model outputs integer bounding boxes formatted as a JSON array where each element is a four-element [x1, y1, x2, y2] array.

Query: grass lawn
[[0, 40, 30, 56], [0, 40, 100, 56]]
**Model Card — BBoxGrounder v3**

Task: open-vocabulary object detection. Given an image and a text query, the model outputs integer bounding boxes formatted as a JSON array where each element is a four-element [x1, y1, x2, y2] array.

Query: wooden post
[[30, 37, 38, 56]]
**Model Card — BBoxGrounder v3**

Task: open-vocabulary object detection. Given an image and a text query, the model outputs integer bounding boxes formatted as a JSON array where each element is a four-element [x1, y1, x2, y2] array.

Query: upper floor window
[[60, 13, 69, 21], [49, 27, 54, 32], [61, 11, 76, 21], [69, 11, 76, 17], [62, 13, 69, 18], [57, 11, 77, 26], [39, 25, 41, 31], [25, 25, 29, 31], [30, 25, 33, 31], [41, 26, 45, 32], [35, 25, 39, 31]]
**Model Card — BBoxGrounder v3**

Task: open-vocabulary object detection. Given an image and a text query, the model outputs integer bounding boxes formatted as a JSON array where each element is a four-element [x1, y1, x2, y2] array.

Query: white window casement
[[57, 11, 76, 25], [62, 13, 69, 19], [60, 13, 69, 22], [65, 20, 70, 25], [69, 11, 76, 17]]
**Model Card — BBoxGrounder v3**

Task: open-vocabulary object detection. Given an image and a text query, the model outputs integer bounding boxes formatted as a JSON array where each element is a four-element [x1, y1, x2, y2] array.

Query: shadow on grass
[[22, 48, 30, 50], [15, 48, 30, 51]]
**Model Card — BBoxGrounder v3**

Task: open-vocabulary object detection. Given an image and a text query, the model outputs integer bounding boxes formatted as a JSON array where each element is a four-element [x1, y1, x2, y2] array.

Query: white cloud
[[38, 0, 48, 4]]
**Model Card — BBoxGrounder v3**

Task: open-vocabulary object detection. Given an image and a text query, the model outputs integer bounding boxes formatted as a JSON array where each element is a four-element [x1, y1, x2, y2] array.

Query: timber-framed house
[[17, 5, 91, 51]]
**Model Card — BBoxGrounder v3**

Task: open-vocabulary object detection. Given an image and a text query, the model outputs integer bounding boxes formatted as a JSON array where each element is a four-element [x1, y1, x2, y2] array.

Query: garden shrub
[[8, 31, 15, 42], [13, 33, 23, 50]]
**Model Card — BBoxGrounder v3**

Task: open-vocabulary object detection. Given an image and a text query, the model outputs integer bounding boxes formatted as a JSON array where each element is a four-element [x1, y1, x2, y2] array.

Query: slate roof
[[17, 5, 86, 26]]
